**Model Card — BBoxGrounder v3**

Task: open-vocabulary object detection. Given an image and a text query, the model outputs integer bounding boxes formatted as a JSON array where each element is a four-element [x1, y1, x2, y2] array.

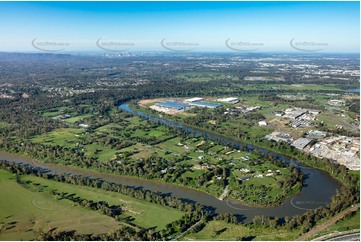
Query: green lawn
[[84, 143, 118, 162], [181, 170, 205, 178], [64, 114, 93, 123], [30, 128, 84, 148], [0, 170, 121, 241], [148, 129, 165, 137], [156, 137, 189, 154], [21, 174, 185, 231], [42, 108, 64, 118]]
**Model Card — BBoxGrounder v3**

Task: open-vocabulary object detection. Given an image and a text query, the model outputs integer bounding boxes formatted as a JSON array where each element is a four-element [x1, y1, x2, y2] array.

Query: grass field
[[21, 174, 185, 231], [84, 143, 118, 162], [41, 108, 67, 118], [0, 170, 121, 240], [64, 114, 93, 123], [30, 128, 84, 148], [183, 220, 301, 241]]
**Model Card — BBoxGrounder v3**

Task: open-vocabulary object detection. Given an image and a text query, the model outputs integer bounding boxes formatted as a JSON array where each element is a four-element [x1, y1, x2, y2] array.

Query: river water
[[0, 104, 342, 221]]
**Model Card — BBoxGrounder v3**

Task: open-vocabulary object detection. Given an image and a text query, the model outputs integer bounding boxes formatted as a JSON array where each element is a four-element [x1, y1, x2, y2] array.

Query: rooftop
[[156, 101, 190, 110], [189, 101, 222, 108], [184, 97, 203, 103], [291, 138, 313, 150]]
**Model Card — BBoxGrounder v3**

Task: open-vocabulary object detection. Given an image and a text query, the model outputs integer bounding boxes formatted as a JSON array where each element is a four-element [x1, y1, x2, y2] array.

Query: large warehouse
[[155, 101, 190, 110], [217, 97, 240, 104], [189, 101, 222, 109]]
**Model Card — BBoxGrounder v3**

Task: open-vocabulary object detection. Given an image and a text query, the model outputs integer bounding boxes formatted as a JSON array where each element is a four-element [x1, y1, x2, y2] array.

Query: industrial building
[[189, 101, 222, 109], [283, 108, 307, 119], [291, 138, 313, 150], [155, 101, 190, 110], [184, 97, 204, 103], [306, 130, 327, 139], [265, 131, 293, 144], [217, 97, 240, 104], [258, 121, 268, 126], [290, 120, 312, 128]]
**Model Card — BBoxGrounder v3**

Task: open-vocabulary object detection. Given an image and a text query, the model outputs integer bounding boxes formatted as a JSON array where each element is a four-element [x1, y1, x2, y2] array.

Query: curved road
[[312, 230, 360, 241], [329, 232, 360, 241]]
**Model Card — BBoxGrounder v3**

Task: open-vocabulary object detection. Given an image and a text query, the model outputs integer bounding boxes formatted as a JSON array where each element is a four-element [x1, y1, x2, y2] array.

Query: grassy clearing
[[181, 170, 205, 179], [0, 122, 10, 128], [96, 123, 123, 134], [84, 143, 118, 162], [64, 114, 93, 123], [317, 111, 354, 130], [30, 128, 84, 148], [183, 220, 300, 241], [156, 137, 186, 154], [21, 174, 185, 231], [0, 170, 121, 241]]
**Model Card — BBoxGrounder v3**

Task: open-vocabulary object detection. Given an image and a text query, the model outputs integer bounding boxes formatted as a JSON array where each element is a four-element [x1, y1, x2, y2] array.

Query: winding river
[[0, 104, 342, 221]]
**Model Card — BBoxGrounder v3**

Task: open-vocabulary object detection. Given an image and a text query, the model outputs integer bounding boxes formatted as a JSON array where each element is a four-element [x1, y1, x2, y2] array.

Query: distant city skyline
[[0, 1, 359, 53]]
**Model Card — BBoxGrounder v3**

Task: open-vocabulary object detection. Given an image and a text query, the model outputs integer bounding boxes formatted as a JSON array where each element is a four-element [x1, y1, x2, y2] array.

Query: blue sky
[[0, 1, 359, 53]]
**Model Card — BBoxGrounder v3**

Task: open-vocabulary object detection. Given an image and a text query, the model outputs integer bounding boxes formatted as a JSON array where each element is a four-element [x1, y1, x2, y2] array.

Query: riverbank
[[0, 146, 298, 209], [0, 142, 341, 222]]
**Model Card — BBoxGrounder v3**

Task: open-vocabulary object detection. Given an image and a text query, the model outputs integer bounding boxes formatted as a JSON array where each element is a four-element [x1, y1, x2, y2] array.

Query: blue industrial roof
[[156, 102, 190, 110]]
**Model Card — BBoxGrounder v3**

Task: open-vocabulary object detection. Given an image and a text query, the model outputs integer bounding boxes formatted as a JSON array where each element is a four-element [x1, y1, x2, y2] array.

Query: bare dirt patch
[[138, 98, 166, 107]]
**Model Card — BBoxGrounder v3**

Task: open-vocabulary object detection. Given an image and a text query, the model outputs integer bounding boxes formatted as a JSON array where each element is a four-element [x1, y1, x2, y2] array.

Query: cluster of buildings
[[305, 130, 328, 139], [279, 108, 321, 120], [223, 105, 261, 116], [236, 105, 261, 114], [266, 129, 360, 170], [265, 131, 293, 144], [274, 107, 322, 128], [150, 96, 264, 116], [327, 99, 345, 106], [152, 96, 243, 113], [309, 136, 360, 170], [290, 119, 313, 128]]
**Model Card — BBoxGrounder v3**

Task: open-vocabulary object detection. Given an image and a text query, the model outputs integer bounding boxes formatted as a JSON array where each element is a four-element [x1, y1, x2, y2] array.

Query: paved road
[[297, 204, 360, 241], [329, 232, 360, 241], [312, 229, 360, 241]]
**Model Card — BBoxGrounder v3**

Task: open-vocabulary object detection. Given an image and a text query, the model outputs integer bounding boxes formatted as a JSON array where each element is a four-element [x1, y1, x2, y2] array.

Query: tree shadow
[[241, 235, 256, 241]]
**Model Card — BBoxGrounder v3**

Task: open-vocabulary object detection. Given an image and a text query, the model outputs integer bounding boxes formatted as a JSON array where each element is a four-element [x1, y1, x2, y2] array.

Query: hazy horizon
[[0, 1, 359, 53]]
